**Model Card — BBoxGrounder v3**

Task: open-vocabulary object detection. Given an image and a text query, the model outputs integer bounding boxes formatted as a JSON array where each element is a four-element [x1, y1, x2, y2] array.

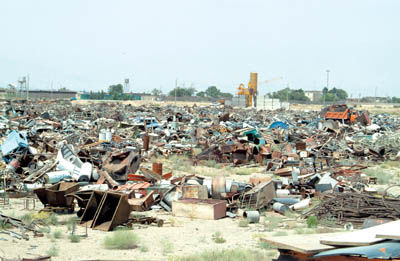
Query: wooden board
[[320, 220, 400, 246], [261, 233, 338, 254]]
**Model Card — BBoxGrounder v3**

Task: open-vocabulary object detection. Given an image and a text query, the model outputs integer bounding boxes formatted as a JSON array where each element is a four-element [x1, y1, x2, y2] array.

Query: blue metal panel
[[1, 131, 29, 163], [314, 240, 400, 259], [269, 121, 289, 130]]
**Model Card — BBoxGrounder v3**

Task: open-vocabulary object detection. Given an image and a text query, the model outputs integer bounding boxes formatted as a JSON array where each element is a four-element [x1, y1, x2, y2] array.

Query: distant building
[[360, 96, 390, 103], [304, 90, 322, 102], [78, 92, 156, 101], [131, 93, 156, 101], [346, 98, 359, 103], [0, 88, 77, 100]]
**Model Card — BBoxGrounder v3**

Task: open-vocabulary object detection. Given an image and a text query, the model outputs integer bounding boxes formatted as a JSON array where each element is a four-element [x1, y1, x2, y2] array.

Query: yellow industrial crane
[[238, 72, 258, 107], [238, 73, 282, 107]]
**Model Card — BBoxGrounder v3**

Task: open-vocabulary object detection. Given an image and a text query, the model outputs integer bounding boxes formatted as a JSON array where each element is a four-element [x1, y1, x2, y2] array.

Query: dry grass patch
[[104, 230, 140, 249]]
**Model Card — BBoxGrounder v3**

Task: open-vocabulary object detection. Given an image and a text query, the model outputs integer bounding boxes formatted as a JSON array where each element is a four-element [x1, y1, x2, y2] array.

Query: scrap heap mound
[[1, 100, 400, 238]]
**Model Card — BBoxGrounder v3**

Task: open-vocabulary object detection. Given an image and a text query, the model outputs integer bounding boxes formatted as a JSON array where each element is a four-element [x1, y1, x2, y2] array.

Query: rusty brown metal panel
[[128, 191, 154, 212], [152, 162, 163, 176], [272, 151, 282, 159], [182, 185, 208, 199], [143, 134, 150, 151], [92, 192, 131, 231], [212, 176, 226, 199]]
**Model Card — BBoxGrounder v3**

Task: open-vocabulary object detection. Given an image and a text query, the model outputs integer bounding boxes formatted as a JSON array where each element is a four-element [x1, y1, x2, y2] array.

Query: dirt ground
[[0, 161, 328, 261], [1, 198, 294, 261]]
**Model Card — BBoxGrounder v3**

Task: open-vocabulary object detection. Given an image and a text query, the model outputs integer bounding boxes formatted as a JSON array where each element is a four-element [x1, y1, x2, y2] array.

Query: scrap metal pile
[[303, 191, 400, 226], [1, 100, 400, 232]]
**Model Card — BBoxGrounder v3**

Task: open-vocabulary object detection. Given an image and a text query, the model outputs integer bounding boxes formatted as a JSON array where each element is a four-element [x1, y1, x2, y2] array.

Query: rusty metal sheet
[[272, 151, 282, 159], [113, 182, 151, 192], [91, 192, 131, 231], [221, 144, 235, 154], [103, 151, 141, 181], [274, 167, 292, 177], [296, 142, 307, 151], [240, 181, 275, 209], [182, 185, 208, 199], [34, 182, 78, 209], [128, 191, 154, 212]]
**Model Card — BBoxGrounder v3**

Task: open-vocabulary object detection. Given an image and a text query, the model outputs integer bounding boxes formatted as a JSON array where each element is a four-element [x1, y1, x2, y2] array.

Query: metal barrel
[[273, 202, 289, 214], [273, 197, 300, 205], [243, 210, 260, 223]]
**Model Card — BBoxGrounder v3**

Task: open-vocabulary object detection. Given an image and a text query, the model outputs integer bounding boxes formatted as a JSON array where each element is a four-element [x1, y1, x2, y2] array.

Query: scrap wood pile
[[303, 191, 400, 226], [1, 100, 400, 238], [0, 214, 43, 240]]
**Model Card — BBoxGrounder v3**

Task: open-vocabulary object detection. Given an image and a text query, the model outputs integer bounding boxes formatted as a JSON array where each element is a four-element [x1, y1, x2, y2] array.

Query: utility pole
[[286, 83, 289, 103], [326, 70, 330, 89], [26, 74, 29, 100], [175, 79, 177, 105], [323, 69, 330, 105]]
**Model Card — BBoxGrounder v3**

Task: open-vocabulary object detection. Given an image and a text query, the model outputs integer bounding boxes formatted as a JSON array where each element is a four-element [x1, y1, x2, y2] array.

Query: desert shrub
[[104, 230, 140, 249]]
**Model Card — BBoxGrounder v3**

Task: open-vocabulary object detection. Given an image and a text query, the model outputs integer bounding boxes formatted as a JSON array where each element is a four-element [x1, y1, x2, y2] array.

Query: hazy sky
[[1, 0, 399, 97]]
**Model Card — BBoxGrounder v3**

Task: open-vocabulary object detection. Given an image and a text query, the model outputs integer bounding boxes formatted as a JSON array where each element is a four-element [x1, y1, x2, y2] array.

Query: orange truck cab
[[323, 104, 370, 125]]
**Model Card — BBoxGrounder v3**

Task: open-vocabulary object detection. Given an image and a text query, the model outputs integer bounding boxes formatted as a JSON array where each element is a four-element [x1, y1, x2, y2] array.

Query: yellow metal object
[[237, 72, 258, 107], [249, 72, 258, 96]]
